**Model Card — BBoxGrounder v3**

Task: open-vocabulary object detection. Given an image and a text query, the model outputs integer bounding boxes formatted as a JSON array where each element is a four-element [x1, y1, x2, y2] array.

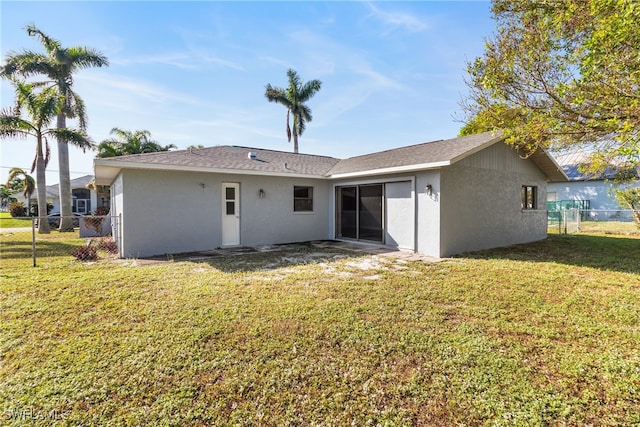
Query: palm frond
[[6, 168, 35, 197], [299, 79, 322, 103], [26, 24, 63, 56], [50, 128, 95, 152], [96, 142, 121, 158], [66, 46, 110, 69], [44, 137, 51, 168], [265, 85, 292, 107], [65, 88, 87, 129], [0, 108, 33, 134], [1, 51, 53, 79]]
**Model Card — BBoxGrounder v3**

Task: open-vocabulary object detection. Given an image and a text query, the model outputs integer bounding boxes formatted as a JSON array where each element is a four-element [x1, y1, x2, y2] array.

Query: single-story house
[[14, 174, 109, 215], [547, 151, 639, 220], [94, 131, 567, 258]]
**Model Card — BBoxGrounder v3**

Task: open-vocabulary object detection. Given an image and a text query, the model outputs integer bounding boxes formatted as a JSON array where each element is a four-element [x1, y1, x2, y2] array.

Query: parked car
[[35, 213, 84, 228]]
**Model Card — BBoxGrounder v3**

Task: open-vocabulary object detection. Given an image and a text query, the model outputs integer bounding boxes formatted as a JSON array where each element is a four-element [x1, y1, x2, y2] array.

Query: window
[[294, 186, 313, 212], [521, 185, 537, 210]]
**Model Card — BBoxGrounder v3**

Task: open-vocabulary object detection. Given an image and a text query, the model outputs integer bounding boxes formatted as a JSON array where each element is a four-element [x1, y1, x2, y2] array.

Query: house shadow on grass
[[136, 240, 384, 273], [460, 234, 640, 275], [0, 238, 79, 259]]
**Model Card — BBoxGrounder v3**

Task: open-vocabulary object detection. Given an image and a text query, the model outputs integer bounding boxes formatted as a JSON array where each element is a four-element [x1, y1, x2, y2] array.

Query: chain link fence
[[548, 209, 638, 235], [0, 215, 120, 268]]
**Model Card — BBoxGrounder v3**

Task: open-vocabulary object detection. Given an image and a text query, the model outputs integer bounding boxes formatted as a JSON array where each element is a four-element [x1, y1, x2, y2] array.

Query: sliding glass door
[[337, 186, 357, 239], [336, 184, 384, 243]]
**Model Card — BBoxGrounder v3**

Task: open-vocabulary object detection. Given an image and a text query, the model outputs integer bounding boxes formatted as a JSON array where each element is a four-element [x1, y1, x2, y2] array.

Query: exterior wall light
[[258, 188, 265, 198], [426, 184, 433, 196]]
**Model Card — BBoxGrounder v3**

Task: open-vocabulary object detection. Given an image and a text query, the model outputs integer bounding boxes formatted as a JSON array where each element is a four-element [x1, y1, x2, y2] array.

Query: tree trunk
[[292, 121, 299, 154], [57, 113, 75, 232], [35, 138, 50, 234]]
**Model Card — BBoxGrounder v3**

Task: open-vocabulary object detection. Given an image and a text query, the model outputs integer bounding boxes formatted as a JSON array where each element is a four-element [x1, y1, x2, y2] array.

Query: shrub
[[94, 207, 110, 216], [98, 239, 118, 254], [71, 245, 98, 261], [8, 202, 26, 217]]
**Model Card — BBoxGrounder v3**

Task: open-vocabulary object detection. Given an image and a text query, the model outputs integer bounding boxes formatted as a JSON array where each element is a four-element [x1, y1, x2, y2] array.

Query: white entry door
[[76, 199, 88, 214], [221, 183, 240, 246]]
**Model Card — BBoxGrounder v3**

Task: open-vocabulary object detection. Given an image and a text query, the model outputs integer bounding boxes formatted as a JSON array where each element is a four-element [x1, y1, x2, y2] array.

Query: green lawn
[[0, 212, 33, 228], [1, 231, 639, 425]]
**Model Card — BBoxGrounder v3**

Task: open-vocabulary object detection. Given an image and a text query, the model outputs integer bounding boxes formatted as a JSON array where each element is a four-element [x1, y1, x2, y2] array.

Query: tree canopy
[[6, 167, 35, 199], [1, 24, 108, 230], [265, 69, 322, 154], [96, 128, 176, 158], [461, 0, 640, 175], [0, 79, 92, 233]]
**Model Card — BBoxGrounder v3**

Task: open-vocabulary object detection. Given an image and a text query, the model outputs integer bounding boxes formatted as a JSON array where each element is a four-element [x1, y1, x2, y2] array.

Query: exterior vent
[[248, 151, 257, 160]]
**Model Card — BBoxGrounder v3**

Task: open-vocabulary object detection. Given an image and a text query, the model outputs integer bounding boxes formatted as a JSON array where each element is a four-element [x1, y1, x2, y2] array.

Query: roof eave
[[528, 148, 570, 182], [93, 160, 329, 184], [327, 161, 451, 179]]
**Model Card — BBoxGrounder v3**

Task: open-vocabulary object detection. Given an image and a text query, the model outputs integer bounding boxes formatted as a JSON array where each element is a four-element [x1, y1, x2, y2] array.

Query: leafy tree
[[1, 24, 108, 230], [461, 0, 640, 167], [0, 184, 17, 211], [6, 167, 35, 215], [96, 128, 176, 158], [265, 69, 322, 154], [615, 188, 640, 225], [461, 0, 640, 224], [0, 80, 92, 233]]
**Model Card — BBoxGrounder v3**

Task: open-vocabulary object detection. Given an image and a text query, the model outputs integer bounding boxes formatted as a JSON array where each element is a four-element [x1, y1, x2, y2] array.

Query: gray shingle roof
[[97, 146, 341, 176], [44, 175, 95, 197], [326, 131, 502, 176], [95, 131, 567, 183]]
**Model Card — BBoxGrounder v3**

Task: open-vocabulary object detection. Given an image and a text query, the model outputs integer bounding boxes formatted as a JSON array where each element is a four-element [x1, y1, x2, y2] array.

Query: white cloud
[[111, 49, 245, 71], [111, 53, 196, 70], [76, 72, 204, 107], [365, 2, 430, 34]]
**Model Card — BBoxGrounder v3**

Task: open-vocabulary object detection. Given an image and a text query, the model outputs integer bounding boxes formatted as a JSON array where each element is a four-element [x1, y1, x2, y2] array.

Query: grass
[[1, 228, 639, 425], [578, 220, 639, 236], [0, 212, 33, 229]]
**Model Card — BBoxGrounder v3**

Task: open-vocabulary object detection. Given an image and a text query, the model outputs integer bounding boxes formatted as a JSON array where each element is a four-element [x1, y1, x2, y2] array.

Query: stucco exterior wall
[[439, 143, 548, 257], [385, 181, 414, 251], [114, 169, 330, 258], [414, 170, 441, 258]]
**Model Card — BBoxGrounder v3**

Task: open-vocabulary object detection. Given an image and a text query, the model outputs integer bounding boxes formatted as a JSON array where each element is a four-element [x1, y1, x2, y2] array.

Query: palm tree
[[96, 128, 176, 158], [1, 24, 108, 231], [0, 185, 16, 211], [0, 79, 93, 233], [6, 167, 35, 215], [265, 69, 322, 154]]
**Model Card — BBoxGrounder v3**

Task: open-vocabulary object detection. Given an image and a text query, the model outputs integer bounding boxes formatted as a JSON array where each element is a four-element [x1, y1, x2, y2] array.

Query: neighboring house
[[94, 132, 567, 258], [11, 184, 57, 214], [547, 151, 639, 220], [15, 175, 108, 215]]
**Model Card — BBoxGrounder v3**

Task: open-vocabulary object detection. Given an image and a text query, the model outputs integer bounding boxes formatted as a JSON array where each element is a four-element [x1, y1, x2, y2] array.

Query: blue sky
[[0, 1, 495, 184]]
